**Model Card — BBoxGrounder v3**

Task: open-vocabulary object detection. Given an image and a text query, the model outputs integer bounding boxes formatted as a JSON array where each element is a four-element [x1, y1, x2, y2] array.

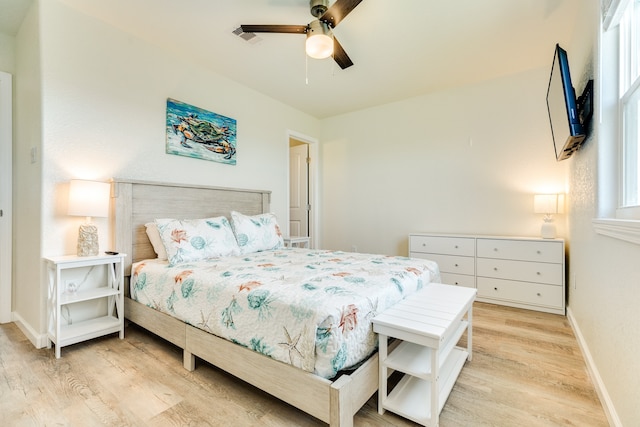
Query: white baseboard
[[11, 311, 49, 349], [567, 306, 621, 427]]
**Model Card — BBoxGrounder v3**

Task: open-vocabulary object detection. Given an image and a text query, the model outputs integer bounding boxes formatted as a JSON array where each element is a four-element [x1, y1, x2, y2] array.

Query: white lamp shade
[[68, 180, 110, 218], [306, 20, 333, 59], [533, 194, 560, 215]]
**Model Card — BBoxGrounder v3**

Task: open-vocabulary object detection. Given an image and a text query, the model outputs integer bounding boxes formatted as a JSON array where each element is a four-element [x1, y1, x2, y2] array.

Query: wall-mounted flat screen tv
[[546, 44, 585, 161]]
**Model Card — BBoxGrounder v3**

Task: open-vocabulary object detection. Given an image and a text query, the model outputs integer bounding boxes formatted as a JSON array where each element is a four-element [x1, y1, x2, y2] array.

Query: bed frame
[[110, 179, 390, 427]]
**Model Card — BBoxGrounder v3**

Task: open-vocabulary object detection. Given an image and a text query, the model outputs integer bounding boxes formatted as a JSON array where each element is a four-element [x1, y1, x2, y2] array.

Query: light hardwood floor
[[0, 302, 608, 426]]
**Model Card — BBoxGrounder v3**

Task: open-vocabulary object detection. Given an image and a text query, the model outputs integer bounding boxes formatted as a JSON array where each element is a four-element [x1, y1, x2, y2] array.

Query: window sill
[[592, 218, 640, 245]]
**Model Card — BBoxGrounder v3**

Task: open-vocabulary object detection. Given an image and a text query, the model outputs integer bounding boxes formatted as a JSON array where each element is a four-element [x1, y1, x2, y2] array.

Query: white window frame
[[618, 0, 640, 215], [593, 0, 640, 244]]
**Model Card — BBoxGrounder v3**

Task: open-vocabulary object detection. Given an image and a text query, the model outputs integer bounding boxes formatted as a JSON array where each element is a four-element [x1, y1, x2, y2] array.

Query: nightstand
[[283, 236, 310, 248], [44, 253, 126, 358]]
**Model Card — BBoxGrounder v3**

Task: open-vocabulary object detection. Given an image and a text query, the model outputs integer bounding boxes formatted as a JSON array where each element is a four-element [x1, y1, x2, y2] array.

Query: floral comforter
[[130, 248, 440, 378]]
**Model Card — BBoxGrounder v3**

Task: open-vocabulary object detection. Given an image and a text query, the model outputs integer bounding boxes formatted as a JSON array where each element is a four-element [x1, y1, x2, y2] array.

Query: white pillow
[[230, 211, 284, 254], [145, 222, 168, 260], [155, 217, 240, 266]]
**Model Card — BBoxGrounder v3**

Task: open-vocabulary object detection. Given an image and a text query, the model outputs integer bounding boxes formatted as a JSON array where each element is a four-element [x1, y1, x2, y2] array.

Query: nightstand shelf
[[60, 287, 120, 305], [45, 253, 126, 358], [283, 236, 310, 248], [58, 315, 122, 348]]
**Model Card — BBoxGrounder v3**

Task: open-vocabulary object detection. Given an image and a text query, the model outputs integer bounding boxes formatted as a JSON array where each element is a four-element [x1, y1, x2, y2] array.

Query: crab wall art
[[166, 98, 237, 165]]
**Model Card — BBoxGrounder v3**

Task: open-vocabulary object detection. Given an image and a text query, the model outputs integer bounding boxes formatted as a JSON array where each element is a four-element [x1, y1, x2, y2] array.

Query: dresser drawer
[[476, 258, 562, 286], [477, 238, 563, 263], [440, 272, 476, 288], [477, 277, 563, 309], [411, 252, 475, 275], [410, 235, 475, 256]]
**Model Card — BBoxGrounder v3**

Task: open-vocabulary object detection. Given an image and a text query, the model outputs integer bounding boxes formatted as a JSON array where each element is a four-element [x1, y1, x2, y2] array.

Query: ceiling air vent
[[232, 27, 262, 44]]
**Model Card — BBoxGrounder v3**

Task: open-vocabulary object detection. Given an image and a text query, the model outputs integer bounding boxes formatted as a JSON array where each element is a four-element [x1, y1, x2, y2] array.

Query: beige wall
[[319, 68, 568, 255], [567, 1, 640, 426], [11, 0, 320, 344], [0, 33, 15, 74], [13, 0, 43, 340]]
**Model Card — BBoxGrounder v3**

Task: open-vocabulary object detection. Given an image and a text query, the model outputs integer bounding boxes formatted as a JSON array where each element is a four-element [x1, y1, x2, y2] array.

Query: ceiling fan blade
[[240, 24, 307, 34], [320, 0, 363, 28], [333, 37, 353, 69]]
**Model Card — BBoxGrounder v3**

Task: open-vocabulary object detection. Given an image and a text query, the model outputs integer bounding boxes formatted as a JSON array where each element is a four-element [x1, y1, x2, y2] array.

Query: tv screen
[[546, 44, 585, 161]]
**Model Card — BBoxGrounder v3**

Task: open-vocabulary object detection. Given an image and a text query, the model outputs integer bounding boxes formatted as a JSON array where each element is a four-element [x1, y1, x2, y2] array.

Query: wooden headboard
[[110, 179, 271, 275]]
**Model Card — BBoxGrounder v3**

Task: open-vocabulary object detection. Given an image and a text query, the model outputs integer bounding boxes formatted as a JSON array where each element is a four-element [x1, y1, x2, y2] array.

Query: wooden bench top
[[372, 283, 476, 348]]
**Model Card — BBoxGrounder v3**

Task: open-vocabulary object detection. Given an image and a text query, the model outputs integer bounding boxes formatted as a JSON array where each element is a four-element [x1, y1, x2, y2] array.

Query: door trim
[[0, 71, 13, 323], [286, 130, 319, 249]]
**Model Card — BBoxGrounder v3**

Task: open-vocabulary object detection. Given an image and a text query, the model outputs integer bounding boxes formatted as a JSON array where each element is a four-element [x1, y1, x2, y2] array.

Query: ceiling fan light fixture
[[306, 20, 333, 59]]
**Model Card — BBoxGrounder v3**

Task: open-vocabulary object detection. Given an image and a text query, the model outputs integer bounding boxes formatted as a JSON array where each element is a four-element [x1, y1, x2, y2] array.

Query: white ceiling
[[2, 0, 581, 119], [0, 0, 31, 36]]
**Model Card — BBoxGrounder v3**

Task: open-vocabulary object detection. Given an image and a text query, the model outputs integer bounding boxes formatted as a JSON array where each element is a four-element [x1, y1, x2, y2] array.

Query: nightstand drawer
[[411, 252, 475, 276], [476, 258, 562, 285], [477, 238, 563, 263], [410, 235, 475, 256], [440, 272, 476, 288], [477, 277, 563, 308]]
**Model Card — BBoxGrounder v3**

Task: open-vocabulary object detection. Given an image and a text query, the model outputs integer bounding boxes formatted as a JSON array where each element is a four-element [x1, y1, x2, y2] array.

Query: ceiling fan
[[240, 0, 364, 69]]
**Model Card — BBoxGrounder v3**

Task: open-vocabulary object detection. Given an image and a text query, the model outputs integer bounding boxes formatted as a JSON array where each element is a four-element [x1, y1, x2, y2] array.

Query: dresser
[[409, 233, 565, 315]]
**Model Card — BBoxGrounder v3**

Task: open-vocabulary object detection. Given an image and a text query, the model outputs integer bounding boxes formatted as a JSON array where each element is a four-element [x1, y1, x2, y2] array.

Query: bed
[[110, 179, 440, 426]]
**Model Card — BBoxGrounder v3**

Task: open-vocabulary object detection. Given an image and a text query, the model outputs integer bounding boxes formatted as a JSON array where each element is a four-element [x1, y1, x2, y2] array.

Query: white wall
[[319, 68, 568, 255], [567, 1, 640, 425], [13, 0, 43, 339], [12, 0, 320, 341], [39, 0, 320, 258], [0, 33, 15, 74]]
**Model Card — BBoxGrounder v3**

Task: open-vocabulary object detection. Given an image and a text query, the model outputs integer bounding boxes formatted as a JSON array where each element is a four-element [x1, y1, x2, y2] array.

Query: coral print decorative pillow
[[230, 211, 284, 254], [155, 217, 240, 266]]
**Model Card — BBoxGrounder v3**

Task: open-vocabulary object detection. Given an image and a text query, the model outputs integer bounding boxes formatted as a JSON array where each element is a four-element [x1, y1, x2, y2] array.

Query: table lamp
[[68, 179, 110, 256], [533, 194, 563, 239]]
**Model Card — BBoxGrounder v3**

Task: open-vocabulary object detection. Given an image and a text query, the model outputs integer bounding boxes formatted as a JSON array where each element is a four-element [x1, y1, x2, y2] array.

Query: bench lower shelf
[[382, 347, 468, 425]]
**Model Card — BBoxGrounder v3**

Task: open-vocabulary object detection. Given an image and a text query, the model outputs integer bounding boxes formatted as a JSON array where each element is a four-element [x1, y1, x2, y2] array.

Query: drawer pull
[[494, 287, 498, 291], [493, 248, 498, 251], [537, 250, 541, 254], [454, 263, 459, 267], [536, 272, 541, 275], [493, 267, 498, 271], [422, 243, 426, 247], [537, 292, 541, 296]]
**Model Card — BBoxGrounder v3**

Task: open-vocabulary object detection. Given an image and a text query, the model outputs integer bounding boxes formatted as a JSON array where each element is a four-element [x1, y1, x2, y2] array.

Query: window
[[617, 0, 640, 216], [593, 0, 640, 244]]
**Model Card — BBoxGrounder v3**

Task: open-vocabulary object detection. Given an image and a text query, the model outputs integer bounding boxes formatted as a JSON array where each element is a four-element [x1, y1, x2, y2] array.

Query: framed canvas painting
[[166, 98, 237, 165]]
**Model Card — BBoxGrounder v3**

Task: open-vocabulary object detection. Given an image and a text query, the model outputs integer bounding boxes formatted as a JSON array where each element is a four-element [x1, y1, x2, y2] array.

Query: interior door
[[289, 141, 309, 238], [0, 71, 13, 323]]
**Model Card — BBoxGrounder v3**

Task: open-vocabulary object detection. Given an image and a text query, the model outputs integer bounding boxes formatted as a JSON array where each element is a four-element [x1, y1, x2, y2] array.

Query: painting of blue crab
[[166, 98, 237, 165]]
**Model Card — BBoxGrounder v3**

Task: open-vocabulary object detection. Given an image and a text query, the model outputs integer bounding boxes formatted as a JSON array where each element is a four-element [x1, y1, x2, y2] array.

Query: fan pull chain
[[305, 53, 309, 85]]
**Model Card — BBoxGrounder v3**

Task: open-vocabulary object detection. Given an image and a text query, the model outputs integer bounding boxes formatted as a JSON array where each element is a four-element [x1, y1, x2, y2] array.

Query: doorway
[[288, 131, 318, 248], [289, 140, 309, 238], [0, 71, 13, 323]]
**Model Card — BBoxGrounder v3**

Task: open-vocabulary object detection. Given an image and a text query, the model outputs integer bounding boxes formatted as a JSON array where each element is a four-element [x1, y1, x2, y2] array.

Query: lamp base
[[77, 224, 99, 256], [540, 222, 557, 239]]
